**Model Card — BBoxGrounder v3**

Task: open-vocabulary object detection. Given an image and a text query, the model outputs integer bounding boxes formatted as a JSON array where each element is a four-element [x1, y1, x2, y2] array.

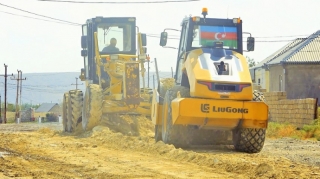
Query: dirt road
[[0, 119, 319, 179]]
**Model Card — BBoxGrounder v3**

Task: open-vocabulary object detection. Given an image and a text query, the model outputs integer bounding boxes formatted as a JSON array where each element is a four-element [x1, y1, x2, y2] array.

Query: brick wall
[[263, 91, 317, 128]]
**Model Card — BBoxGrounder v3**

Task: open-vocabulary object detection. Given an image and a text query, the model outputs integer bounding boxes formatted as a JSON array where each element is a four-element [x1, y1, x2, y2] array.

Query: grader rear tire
[[62, 92, 69, 132], [162, 86, 190, 147], [153, 78, 175, 142], [82, 84, 103, 131], [233, 90, 267, 153], [67, 90, 83, 133]]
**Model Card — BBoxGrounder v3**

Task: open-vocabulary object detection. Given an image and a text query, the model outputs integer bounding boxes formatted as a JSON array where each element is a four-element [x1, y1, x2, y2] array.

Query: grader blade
[[123, 62, 141, 107]]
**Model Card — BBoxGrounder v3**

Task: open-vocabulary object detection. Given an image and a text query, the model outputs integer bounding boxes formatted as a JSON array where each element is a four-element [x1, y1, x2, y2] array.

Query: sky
[[1, 0, 320, 75]]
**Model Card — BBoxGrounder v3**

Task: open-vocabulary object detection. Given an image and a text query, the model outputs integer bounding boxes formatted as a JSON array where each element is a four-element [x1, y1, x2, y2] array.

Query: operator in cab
[[102, 38, 119, 53]]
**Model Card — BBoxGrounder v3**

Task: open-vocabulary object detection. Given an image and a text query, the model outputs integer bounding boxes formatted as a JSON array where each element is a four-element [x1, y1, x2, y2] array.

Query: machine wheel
[[62, 92, 69, 132], [154, 125, 162, 142], [82, 84, 103, 131], [67, 90, 83, 133], [232, 90, 267, 153], [162, 86, 190, 147], [152, 78, 174, 142]]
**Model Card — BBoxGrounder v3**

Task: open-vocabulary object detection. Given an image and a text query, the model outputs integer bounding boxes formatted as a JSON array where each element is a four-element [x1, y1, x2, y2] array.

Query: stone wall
[[263, 91, 317, 128]]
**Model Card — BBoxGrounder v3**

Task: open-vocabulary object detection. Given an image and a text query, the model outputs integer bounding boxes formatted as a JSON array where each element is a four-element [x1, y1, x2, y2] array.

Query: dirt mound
[[99, 114, 154, 137], [88, 125, 307, 178], [1, 122, 319, 178]]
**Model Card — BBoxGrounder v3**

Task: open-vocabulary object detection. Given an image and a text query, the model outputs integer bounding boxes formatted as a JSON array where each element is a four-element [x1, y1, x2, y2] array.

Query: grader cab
[[63, 17, 152, 134]]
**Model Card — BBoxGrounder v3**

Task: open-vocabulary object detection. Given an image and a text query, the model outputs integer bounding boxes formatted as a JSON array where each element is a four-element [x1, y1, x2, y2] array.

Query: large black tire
[[62, 92, 69, 132], [67, 90, 83, 133], [162, 86, 190, 147], [232, 90, 267, 153], [82, 84, 103, 131], [154, 78, 175, 142]]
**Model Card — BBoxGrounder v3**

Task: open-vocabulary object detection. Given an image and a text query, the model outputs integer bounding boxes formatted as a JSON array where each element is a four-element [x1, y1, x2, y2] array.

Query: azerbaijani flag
[[199, 26, 238, 48]]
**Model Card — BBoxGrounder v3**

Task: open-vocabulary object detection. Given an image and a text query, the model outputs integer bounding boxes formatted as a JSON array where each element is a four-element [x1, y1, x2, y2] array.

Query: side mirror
[[141, 33, 147, 46], [247, 37, 255, 51], [81, 36, 87, 49], [81, 50, 87, 57], [160, 32, 168, 47]]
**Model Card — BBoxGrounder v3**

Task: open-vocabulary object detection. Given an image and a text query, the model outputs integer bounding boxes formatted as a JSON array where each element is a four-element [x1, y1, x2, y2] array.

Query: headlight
[[192, 16, 201, 22], [233, 18, 241, 24]]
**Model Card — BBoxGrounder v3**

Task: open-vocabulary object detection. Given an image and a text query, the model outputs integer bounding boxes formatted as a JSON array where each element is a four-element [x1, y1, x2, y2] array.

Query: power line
[[0, 3, 318, 42], [0, 11, 79, 26], [0, 2, 81, 25], [254, 34, 310, 38], [0, 8, 179, 39], [37, 0, 200, 4]]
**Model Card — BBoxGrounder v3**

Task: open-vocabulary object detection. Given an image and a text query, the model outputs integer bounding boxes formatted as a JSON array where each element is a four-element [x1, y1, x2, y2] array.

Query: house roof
[[35, 103, 58, 112], [254, 30, 320, 68], [284, 32, 320, 64], [254, 38, 305, 68]]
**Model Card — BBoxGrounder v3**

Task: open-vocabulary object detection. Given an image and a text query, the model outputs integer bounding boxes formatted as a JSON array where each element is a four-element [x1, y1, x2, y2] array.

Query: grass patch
[[266, 122, 303, 139], [267, 107, 320, 141], [301, 119, 320, 141]]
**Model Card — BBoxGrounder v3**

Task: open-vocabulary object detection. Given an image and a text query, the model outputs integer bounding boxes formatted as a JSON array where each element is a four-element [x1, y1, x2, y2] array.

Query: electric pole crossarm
[[71, 77, 83, 90]]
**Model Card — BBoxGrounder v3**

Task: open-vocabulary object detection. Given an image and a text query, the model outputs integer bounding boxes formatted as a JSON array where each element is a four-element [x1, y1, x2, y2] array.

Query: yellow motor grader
[[151, 8, 269, 153], [62, 17, 152, 135]]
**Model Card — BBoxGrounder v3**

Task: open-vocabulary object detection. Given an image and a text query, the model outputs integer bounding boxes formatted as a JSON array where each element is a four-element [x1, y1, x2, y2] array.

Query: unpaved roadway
[[0, 119, 320, 179]]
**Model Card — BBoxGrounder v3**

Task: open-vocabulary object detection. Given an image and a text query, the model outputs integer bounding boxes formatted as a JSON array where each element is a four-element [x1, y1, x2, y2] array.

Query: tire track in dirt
[[1, 117, 320, 179]]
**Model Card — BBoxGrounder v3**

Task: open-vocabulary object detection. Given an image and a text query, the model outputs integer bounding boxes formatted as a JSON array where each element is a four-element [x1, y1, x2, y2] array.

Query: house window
[[258, 78, 261, 85]]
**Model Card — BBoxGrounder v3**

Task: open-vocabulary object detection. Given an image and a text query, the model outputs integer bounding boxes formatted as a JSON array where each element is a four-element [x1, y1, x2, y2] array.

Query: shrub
[[46, 113, 58, 122]]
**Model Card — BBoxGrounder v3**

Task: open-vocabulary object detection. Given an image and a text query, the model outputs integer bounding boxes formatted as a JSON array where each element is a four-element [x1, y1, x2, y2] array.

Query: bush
[[46, 113, 58, 122]]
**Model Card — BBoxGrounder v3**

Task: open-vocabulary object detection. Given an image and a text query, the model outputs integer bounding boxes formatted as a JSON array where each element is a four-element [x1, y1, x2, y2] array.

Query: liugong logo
[[201, 104, 248, 113]]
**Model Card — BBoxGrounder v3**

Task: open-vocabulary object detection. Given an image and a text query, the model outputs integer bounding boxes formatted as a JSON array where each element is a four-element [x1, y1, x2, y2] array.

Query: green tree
[[22, 103, 40, 110], [246, 56, 256, 68]]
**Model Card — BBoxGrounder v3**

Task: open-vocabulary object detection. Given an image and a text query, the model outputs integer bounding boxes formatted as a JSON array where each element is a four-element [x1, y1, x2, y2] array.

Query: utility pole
[[0, 64, 13, 124], [12, 70, 21, 123], [19, 71, 26, 119], [71, 77, 83, 90], [11, 70, 26, 123]]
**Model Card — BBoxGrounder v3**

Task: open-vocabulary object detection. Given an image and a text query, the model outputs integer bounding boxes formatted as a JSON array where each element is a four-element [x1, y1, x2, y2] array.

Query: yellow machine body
[[152, 48, 269, 129]]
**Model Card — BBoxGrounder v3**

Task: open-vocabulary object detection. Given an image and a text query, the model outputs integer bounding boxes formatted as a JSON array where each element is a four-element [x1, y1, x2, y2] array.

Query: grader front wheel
[[67, 90, 83, 133], [82, 84, 103, 131]]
